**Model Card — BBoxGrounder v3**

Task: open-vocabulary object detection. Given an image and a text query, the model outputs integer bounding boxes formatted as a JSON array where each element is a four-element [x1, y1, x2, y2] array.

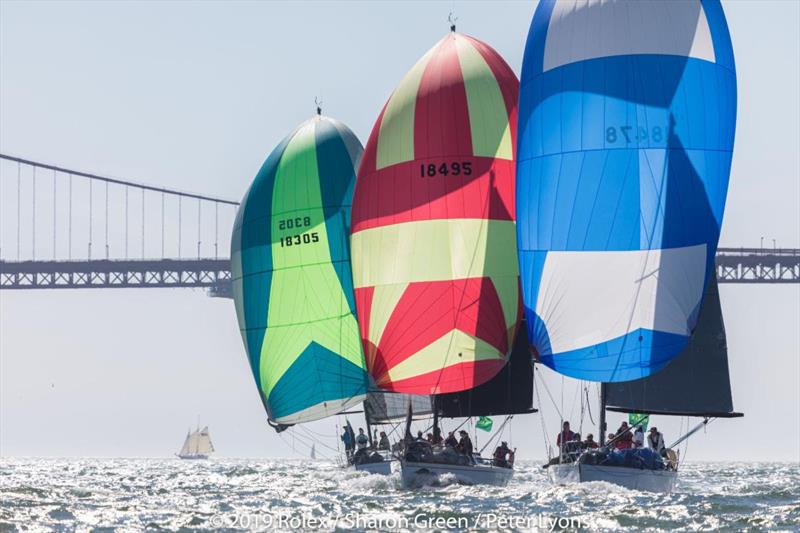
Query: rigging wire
[[578, 382, 585, 436], [292, 427, 338, 460], [537, 368, 565, 420], [478, 415, 513, 455], [296, 425, 340, 455], [533, 370, 553, 458], [584, 385, 596, 426], [567, 378, 581, 428]]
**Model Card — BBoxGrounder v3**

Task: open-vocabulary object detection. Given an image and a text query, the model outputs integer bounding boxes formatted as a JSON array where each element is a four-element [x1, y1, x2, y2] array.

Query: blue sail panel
[[516, 0, 737, 382]]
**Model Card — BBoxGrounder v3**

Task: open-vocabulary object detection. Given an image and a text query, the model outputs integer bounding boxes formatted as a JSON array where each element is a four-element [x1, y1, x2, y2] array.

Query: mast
[[599, 383, 607, 446], [364, 408, 373, 448], [432, 396, 440, 443]]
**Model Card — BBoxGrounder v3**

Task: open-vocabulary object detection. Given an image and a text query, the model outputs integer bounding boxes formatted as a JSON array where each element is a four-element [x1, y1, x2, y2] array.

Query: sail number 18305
[[277, 216, 319, 247], [419, 161, 473, 177]]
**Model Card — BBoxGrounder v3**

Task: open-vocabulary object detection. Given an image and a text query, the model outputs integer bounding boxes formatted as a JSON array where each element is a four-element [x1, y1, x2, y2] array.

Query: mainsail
[[436, 320, 535, 418], [351, 30, 522, 395], [606, 275, 742, 418], [179, 427, 215, 456], [364, 391, 434, 424], [516, 0, 737, 382], [231, 115, 369, 427]]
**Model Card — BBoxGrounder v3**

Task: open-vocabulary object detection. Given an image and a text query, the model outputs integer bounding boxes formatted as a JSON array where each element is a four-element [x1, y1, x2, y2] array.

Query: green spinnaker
[[231, 115, 368, 426]]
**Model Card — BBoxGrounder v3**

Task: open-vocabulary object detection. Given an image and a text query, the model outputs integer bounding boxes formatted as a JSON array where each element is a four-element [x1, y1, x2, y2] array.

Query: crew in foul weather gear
[[493, 441, 513, 468], [458, 430, 474, 463], [556, 421, 575, 448], [648, 428, 666, 455], [378, 431, 390, 451]]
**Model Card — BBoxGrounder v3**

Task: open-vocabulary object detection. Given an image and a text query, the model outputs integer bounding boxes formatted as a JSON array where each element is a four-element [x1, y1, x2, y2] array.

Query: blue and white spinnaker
[[516, 0, 737, 382]]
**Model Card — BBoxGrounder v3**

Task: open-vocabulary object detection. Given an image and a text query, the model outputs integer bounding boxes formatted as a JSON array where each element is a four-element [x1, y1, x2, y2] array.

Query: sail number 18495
[[419, 161, 473, 177]]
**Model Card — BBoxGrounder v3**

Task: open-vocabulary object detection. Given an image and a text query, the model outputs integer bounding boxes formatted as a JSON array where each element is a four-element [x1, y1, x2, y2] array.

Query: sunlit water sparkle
[[1, 459, 798, 531]]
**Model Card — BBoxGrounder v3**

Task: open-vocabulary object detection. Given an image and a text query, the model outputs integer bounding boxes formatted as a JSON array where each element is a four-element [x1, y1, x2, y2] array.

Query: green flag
[[629, 413, 650, 431], [476, 416, 493, 432]]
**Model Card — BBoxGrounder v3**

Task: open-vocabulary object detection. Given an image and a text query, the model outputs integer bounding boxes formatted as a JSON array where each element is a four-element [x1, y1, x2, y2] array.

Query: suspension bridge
[[0, 154, 798, 298]]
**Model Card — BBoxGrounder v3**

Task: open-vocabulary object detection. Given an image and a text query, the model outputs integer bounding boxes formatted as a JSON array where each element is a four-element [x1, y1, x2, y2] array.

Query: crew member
[[355, 428, 369, 450], [458, 430, 474, 462], [615, 422, 633, 449], [444, 431, 458, 449], [493, 441, 513, 468], [633, 425, 645, 448], [341, 427, 354, 462], [556, 421, 575, 453], [648, 427, 666, 455], [378, 431, 390, 451], [583, 434, 599, 449]]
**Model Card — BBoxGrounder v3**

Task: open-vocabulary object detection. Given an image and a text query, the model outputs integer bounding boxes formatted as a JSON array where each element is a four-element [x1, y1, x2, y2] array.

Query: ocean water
[[1, 458, 798, 531]]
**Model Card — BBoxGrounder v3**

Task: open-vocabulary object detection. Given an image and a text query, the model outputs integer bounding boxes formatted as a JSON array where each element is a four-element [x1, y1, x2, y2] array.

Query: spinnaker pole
[[668, 418, 711, 449]]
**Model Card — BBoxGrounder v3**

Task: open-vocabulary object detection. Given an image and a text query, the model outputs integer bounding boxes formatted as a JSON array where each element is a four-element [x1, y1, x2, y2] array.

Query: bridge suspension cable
[[0, 153, 239, 265]]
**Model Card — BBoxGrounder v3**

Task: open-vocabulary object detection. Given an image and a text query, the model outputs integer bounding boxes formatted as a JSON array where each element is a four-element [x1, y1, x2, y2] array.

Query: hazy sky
[[1, 1, 798, 462]]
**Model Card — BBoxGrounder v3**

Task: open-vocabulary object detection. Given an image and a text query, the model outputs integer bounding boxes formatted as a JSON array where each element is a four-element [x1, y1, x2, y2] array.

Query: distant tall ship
[[176, 425, 214, 460]]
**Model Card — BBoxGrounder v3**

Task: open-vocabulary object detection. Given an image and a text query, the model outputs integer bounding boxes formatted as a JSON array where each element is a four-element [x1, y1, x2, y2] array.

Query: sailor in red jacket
[[614, 422, 634, 449], [556, 421, 576, 450], [583, 434, 599, 449]]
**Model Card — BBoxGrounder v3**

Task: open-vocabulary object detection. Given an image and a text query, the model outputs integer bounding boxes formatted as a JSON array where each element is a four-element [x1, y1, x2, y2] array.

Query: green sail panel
[[231, 115, 368, 426]]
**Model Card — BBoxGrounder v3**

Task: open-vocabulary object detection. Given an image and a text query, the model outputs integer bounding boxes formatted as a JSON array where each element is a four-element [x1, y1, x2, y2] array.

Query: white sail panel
[[196, 427, 214, 454], [543, 0, 715, 72], [535, 245, 707, 354], [179, 432, 192, 455]]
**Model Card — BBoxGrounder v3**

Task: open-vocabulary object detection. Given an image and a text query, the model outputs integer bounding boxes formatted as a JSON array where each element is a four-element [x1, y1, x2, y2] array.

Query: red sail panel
[[351, 32, 521, 394]]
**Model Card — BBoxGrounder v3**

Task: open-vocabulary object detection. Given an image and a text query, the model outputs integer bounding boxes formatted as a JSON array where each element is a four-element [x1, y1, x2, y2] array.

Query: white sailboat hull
[[352, 461, 393, 475], [400, 460, 513, 487], [177, 454, 209, 460], [548, 463, 677, 493]]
